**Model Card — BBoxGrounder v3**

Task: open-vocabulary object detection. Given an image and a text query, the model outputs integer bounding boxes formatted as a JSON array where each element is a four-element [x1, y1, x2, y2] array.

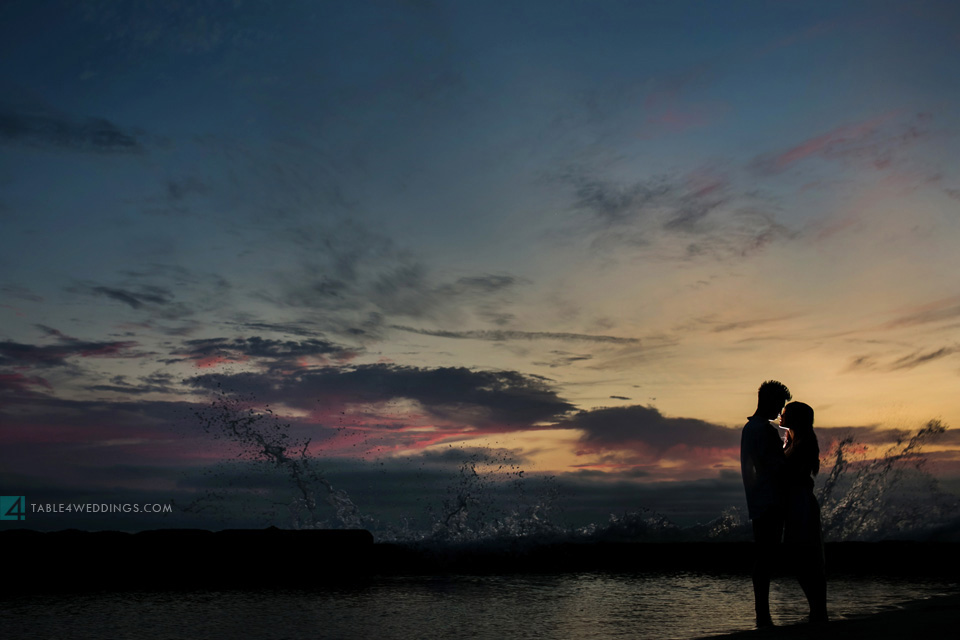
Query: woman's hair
[[784, 401, 819, 476]]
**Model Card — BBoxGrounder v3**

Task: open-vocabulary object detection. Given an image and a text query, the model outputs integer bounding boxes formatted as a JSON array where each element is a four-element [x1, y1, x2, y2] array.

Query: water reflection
[[4, 573, 956, 640]]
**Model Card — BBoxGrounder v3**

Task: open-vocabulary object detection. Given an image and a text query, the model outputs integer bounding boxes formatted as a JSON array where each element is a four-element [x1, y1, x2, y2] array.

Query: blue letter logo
[[1, 496, 26, 521]]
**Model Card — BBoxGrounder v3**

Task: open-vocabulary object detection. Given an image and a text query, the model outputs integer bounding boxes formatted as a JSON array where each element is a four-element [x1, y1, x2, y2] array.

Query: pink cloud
[[769, 112, 900, 172], [0, 372, 53, 394]]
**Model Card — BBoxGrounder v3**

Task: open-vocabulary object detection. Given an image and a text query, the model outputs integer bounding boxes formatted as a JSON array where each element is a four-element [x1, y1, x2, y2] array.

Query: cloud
[[85, 373, 181, 396], [888, 346, 959, 371], [846, 344, 959, 373], [90, 285, 174, 309], [563, 167, 738, 234], [283, 264, 521, 323], [0, 332, 147, 369], [187, 364, 576, 430], [256, 218, 523, 335], [567, 404, 738, 455], [0, 396, 194, 445], [846, 355, 879, 372], [558, 167, 788, 260], [563, 167, 740, 235], [753, 112, 929, 175], [0, 372, 53, 395], [881, 295, 960, 330], [225, 321, 329, 339], [693, 314, 795, 334], [0, 106, 145, 154], [67, 266, 231, 321], [173, 336, 358, 369], [0, 284, 42, 302], [391, 325, 640, 345], [568, 174, 676, 229], [531, 350, 595, 369]]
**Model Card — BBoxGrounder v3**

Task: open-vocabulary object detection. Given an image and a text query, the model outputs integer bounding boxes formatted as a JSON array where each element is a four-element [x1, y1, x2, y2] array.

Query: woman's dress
[[783, 439, 824, 563]]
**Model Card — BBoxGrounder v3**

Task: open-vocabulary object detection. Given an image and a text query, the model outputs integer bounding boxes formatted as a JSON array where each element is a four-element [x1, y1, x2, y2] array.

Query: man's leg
[[752, 512, 784, 626]]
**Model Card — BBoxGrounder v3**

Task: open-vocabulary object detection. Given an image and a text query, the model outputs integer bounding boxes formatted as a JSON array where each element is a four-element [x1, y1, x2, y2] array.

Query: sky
[[2, 0, 960, 532]]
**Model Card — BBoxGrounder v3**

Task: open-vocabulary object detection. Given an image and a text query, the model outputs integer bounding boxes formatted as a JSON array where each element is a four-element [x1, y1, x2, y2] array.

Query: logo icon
[[1, 496, 26, 521]]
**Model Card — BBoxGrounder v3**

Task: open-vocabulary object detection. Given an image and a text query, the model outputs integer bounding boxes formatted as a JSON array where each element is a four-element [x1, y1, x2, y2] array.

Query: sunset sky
[[2, 0, 959, 530]]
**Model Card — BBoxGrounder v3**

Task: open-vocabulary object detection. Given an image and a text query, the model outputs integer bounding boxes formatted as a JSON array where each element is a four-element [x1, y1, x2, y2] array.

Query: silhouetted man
[[740, 380, 792, 628]]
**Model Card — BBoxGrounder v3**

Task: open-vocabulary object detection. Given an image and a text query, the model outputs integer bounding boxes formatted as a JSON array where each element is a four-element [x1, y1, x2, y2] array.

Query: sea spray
[[191, 384, 369, 529], [817, 419, 958, 540], [419, 449, 564, 543]]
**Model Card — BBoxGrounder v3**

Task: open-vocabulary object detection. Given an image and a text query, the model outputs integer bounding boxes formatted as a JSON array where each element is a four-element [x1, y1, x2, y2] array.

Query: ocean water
[[4, 572, 955, 640]]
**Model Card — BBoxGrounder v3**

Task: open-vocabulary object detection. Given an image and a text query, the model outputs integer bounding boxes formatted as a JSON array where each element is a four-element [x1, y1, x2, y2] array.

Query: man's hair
[[758, 380, 792, 405]]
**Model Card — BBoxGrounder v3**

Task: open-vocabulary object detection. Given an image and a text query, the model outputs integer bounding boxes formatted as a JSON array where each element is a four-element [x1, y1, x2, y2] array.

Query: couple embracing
[[740, 380, 828, 627]]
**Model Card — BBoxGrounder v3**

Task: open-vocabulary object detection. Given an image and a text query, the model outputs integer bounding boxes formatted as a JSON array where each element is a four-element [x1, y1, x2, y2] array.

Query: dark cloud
[[697, 314, 794, 333], [569, 175, 673, 228], [846, 355, 878, 372], [0, 334, 146, 369], [187, 364, 576, 428], [67, 267, 231, 320], [0, 284, 42, 302], [391, 325, 640, 345], [90, 285, 174, 309], [531, 350, 595, 369], [567, 172, 722, 232], [0, 106, 145, 154], [889, 347, 958, 371], [558, 167, 788, 259], [0, 396, 196, 441], [85, 373, 180, 396], [846, 345, 958, 372], [0, 372, 52, 395], [284, 264, 520, 324], [174, 336, 358, 369], [226, 321, 328, 339], [569, 405, 738, 453], [255, 218, 522, 332]]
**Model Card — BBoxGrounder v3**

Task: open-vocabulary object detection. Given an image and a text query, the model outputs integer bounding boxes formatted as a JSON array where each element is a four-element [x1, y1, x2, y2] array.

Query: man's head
[[756, 380, 792, 419]]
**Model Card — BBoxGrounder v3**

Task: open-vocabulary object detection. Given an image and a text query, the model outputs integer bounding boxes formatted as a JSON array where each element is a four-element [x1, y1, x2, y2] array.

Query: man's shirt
[[740, 415, 787, 520]]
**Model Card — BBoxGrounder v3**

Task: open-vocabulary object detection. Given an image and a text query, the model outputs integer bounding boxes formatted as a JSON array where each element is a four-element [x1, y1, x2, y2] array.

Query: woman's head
[[782, 401, 814, 434]]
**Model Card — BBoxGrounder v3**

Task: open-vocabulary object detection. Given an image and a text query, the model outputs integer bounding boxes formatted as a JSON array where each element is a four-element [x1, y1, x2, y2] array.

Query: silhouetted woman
[[782, 401, 828, 623]]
